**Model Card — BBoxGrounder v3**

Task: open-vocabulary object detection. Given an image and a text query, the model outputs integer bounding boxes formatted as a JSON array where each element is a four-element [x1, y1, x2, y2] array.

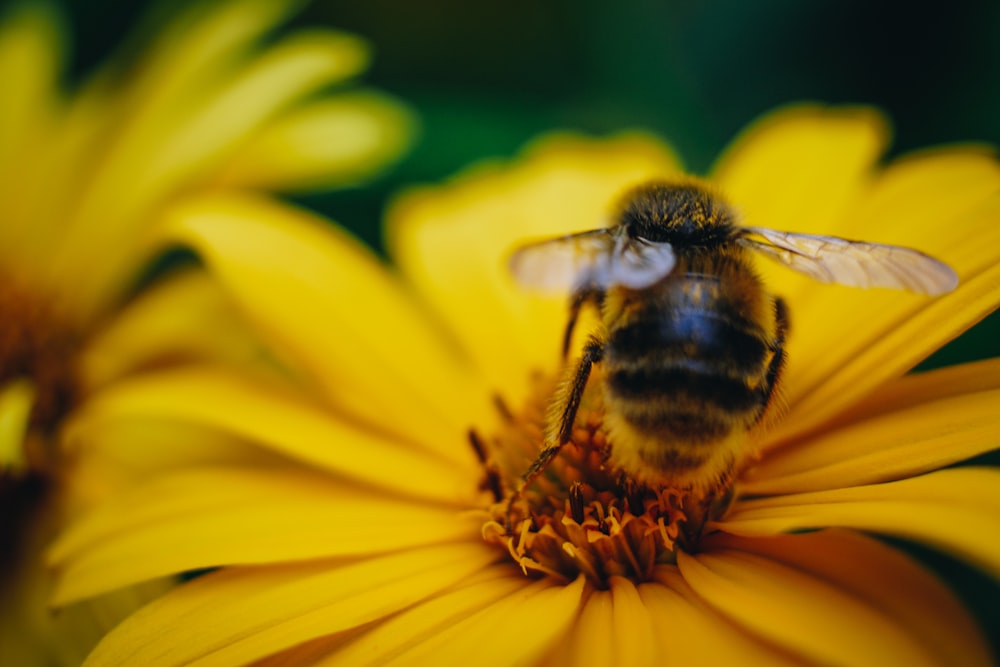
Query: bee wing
[[509, 229, 676, 292], [739, 227, 958, 294], [607, 234, 677, 289]]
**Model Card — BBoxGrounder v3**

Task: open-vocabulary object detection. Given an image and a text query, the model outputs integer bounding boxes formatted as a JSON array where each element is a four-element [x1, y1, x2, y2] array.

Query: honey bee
[[509, 179, 957, 508]]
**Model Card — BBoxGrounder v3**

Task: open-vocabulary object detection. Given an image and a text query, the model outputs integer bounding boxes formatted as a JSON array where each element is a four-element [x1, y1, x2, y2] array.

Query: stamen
[[478, 374, 712, 588]]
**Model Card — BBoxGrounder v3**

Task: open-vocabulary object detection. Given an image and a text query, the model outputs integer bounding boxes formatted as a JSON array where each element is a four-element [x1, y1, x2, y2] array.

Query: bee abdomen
[[606, 365, 765, 413], [603, 305, 774, 444], [608, 309, 770, 376], [618, 406, 732, 443]]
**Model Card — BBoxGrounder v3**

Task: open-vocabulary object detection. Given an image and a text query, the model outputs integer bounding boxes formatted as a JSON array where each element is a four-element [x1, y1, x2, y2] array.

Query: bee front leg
[[554, 336, 605, 445], [562, 287, 601, 358], [511, 337, 605, 510]]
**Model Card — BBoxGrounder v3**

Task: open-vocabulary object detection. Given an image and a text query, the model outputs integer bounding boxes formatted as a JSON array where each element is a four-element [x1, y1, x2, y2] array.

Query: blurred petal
[[678, 543, 948, 666], [770, 187, 1000, 443], [744, 359, 1000, 494], [711, 112, 1000, 443], [0, 1, 62, 259], [49, 467, 479, 604], [81, 543, 497, 667], [80, 270, 266, 390], [722, 467, 1000, 579], [141, 29, 368, 189], [65, 416, 282, 504], [159, 193, 494, 461], [0, 380, 34, 470], [54, 7, 371, 322], [712, 104, 888, 237], [387, 133, 682, 402], [706, 530, 993, 667], [213, 90, 414, 191], [837, 147, 1000, 240], [68, 368, 476, 503], [0, 482, 173, 667]]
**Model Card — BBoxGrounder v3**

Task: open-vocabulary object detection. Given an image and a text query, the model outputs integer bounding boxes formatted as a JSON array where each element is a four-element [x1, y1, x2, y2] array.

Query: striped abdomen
[[600, 255, 779, 484]]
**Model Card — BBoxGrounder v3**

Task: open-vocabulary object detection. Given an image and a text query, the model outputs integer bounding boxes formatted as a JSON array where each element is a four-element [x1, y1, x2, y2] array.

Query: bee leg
[[755, 296, 789, 424], [555, 337, 605, 445], [507, 338, 605, 528], [562, 288, 601, 358]]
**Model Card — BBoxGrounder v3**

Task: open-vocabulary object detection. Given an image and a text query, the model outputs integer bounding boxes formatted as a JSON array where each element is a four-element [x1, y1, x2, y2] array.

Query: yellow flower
[[51, 106, 999, 665], [0, 0, 411, 663]]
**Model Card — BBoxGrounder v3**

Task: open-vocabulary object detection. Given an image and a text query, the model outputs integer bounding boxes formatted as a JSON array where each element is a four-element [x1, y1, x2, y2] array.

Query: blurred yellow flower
[[51, 106, 999, 665], [0, 0, 412, 663]]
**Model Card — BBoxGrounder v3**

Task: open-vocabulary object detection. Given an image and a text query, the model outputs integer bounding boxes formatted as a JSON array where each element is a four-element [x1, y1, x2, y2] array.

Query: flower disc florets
[[478, 374, 696, 588], [0, 278, 79, 451]]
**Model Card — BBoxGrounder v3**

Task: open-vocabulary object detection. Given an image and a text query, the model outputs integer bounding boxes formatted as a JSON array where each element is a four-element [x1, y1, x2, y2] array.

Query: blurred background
[[45, 0, 1000, 370], [23, 0, 1000, 643], [47, 0, 1000, 232]]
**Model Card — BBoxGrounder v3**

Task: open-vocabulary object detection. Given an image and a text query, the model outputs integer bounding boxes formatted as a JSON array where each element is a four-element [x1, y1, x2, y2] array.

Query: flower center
[[0, 277, 79, 472], [476, 373, 729, 587]]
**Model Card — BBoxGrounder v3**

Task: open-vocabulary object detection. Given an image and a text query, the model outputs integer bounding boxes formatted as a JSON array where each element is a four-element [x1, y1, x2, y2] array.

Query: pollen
[[477, 374, 697, 587]]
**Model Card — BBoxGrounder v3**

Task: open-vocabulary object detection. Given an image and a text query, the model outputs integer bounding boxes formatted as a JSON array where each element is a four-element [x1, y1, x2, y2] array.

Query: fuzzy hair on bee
[[509, 178, 958, 507]]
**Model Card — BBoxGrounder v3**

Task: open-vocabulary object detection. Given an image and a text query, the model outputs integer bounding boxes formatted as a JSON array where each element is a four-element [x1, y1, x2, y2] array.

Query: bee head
[[617, 180, 737, 248]]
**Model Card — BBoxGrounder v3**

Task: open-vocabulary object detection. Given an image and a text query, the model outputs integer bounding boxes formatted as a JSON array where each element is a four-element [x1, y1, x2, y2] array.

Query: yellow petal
[[54, 7, 369, 322], [705, 530, 993, 667], [81, 542, 497, 667], [607, 577, 658, 667], [0, 2, 62, 259], [0, 380, 34, 470], [79, 270, 267, 390], [825, 356, 1000, 423], [559, 585, 613, 667], [41, 0, 300, 311], [242, 634, 351, 667], [722, 467, 1000, 579], [159, 193, 494, 463], [645, 568, 803, 666], [711, 104, 888, 236], [375, 575, 585, 666], [387, 133, 682, 402], [322, 566, 540, 665], [67, 367, 477, 503], [557, 578, 659, 667], [141, 29, 368, 191], [212, 90, 415, 191], [49, 467, 479, 604], [768, 190, 1000, 443], [677, 546, 944, 666], [709, 111, 1000, 444], [65, 416, 281, 508], [836, 146, 1000, 240], [743, 359, 1000, 495], [0, 478, 173, 667], [325, 572, 521, 663]]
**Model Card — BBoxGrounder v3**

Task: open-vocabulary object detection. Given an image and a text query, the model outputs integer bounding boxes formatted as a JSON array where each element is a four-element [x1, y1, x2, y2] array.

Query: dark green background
[[30, 0, 1000, 654]]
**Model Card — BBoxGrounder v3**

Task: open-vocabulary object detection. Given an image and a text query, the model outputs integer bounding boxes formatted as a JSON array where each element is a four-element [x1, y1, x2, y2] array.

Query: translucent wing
[[607, 235, 677, 289], [739, 227, 958, 294], [509, 228, 676, 293]]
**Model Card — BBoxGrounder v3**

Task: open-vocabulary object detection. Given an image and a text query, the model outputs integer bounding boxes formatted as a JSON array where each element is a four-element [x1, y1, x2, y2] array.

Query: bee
[[509, 179, 958, 509]]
